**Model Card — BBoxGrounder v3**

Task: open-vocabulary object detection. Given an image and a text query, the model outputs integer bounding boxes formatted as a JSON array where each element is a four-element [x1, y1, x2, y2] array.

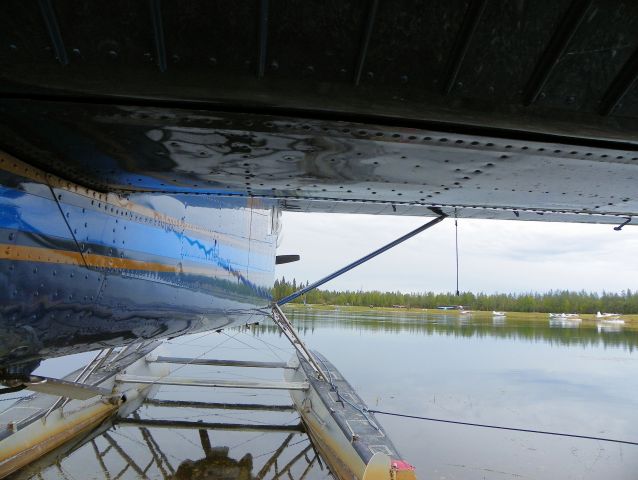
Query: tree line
[[273, 278, 638, 313]]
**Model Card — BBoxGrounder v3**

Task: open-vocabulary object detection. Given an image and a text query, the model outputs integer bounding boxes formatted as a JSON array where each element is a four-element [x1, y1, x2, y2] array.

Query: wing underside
[[0, 0, 637, 225]]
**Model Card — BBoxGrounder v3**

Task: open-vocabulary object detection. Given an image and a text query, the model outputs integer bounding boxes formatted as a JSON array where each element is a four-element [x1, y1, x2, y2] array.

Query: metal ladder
[[271, 304, 325, 381]]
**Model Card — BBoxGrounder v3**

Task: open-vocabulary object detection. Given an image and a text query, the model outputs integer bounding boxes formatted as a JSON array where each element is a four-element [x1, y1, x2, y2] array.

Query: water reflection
[[597, 320, 625, 333], [549, 318, 582, 329], [8, 308, 638, 480], [174, 444, 254, 480], [280, 308, 638, 480], [276, 308, 638, 351], [8, 325, 321, 480], [491, 315, 506, 326], [17, 424, 316, 480]]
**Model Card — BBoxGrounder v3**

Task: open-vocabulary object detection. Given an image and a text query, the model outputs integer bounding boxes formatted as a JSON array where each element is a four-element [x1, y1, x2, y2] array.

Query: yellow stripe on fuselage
[[1, 244, 84, 265], [0, 244, 241, 278]]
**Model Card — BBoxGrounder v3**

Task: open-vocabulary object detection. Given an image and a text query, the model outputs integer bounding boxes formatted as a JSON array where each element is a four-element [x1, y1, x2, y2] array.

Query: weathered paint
[[0, 401, 117, 478]]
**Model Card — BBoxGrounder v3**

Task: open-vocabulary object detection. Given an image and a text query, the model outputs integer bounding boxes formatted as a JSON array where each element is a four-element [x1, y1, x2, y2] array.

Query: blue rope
[[0, 396, 25, 402]]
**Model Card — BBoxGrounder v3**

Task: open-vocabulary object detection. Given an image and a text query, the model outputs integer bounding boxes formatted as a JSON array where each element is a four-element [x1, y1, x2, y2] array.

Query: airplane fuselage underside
[[0, 154, 277, 375]]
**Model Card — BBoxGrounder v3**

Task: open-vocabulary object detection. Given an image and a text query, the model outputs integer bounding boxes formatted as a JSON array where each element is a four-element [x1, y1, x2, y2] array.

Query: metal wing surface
[[0, 0, 637, 225]]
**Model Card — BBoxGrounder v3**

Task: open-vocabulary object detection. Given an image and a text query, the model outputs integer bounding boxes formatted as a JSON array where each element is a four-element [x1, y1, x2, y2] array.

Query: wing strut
[[276, 212, 447, 306], [271, 211, 446, 380]]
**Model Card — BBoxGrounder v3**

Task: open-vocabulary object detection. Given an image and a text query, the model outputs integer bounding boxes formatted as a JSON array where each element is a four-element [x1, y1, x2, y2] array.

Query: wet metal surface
[[1, 101, 637, 225], [0, 152, 278, 375]]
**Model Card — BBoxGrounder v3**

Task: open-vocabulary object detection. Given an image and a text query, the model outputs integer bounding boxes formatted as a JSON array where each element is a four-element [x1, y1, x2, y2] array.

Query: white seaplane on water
[[548, 313, 581, 319]]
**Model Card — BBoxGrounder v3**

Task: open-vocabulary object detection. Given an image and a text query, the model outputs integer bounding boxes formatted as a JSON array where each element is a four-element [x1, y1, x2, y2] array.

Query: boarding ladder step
[[149, 356, 290, 369], [117, 418, 305, 433], [144, 398, 295, 411], [116, 374, 308, 390]]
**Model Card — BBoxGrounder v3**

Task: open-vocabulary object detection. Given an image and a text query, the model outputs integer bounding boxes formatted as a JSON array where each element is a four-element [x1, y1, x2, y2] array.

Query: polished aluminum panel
[[1, 100, 636, 225], [0, 154, 277, 375]]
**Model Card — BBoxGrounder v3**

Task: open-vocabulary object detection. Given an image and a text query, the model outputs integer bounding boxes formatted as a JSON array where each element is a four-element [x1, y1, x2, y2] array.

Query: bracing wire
[[454, 210, 460, 296], [366, 409, 638, 446], [314, 355, 380, 432]]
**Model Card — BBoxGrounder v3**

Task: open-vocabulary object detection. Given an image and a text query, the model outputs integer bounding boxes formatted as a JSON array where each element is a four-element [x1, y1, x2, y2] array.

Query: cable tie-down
[[614, 217, 631, 231]]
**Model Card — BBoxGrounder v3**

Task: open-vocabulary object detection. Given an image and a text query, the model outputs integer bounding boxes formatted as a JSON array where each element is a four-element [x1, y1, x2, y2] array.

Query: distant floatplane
[[596, 311, 621, 319], [548, 313, 581, 319], [436, 305, 471, 313]]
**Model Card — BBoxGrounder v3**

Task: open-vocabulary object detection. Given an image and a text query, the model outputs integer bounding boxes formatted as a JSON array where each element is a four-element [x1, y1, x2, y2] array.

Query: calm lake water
[[15, 308, 638, 480]]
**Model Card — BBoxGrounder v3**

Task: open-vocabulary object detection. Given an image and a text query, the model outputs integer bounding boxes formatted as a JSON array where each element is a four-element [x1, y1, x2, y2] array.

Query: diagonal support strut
[[276, 213, 447, 306], [271, 212, 447, 380]]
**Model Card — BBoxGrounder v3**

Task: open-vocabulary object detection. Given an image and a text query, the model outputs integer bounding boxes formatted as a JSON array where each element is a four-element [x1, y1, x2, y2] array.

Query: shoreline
[[283, 303, 638, 323]]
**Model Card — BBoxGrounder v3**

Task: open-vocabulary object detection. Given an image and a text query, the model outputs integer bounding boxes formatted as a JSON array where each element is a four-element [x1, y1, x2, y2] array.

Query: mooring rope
[[366, 409, 638, 446], [0, 396, 25, 402]]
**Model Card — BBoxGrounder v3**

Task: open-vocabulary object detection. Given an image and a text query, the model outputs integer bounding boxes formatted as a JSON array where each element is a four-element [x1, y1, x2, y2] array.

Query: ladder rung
[[117, 417, 305, 433], [116, 374, 308, 391], [150, 356, 290, 369], [145, 398, 295, 411]]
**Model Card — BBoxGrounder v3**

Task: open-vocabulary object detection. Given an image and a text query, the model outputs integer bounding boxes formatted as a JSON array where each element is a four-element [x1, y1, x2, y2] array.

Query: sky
[[275, 212, 638, 294]]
